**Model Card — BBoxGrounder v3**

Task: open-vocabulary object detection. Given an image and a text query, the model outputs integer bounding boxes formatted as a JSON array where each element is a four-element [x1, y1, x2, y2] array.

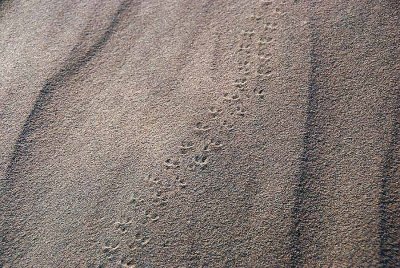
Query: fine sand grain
[[1, 0, 399, 267]]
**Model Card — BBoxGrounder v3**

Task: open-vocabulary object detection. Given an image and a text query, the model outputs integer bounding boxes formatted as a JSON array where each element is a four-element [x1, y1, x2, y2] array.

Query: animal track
[[208, 106, 223, 119], [164, 158, 180, 169], [234, 78, 248, 91], [194, 122, 211, 133], [120, 258, 136, 268], [114, 217, 133, 233], [223, 92, 241, 102], [153, 189, 168, 206], [98, 2, 282, 265], [234, 104, 247, 116], [203, 138, 223, 152], [194, 154, 209, 170], [179, 140, 194, 154], [175, 175, 187, 189], [145, 210, 160, 222], [222, 120, 235, 131], [135, 232, 151, 247], [102, 242, 120, 260]]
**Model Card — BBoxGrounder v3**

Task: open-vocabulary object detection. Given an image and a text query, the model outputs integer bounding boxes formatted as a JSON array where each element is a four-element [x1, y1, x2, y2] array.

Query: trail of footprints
[[98, 1, 284, 266]]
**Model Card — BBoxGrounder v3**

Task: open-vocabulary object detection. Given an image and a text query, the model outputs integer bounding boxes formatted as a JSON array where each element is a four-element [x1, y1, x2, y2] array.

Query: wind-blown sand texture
[[1, 0, 399, 267]]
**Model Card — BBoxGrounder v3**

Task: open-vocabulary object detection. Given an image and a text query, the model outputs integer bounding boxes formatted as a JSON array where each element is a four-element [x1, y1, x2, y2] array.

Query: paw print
[[258, 55, 272, 64], [256, 68, 272, 78], [209, 138, 223, 149], [250, 14, 262, 21]]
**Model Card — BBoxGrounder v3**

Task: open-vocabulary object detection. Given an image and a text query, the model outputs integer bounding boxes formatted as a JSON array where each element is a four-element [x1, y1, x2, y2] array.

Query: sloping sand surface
[[1, 0, 399, 267]]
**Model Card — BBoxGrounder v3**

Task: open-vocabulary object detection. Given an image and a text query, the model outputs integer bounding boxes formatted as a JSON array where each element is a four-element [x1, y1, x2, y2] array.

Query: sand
[[0, 0, 399, 267]]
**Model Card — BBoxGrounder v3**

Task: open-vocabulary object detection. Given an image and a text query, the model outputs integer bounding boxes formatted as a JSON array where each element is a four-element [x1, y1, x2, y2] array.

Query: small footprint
[[235, 105, 247, 116], [261, 1, 273, 7], [242, 30, 255, 37], [129, 193, 142, 207], [254, 87, 265, 98], [145, 210, 160, 222], [164, 158, 180, 169], [203, 138, 223, 152], [194, 122, 211, 133], [238, 43, 251, 52], [194, 154, 209, 170], [134, 232, 151, 247], [223, 92, 240, 102], [179, 140, 194, 154], [102, 242, 120, 260], [175, 175, 187, 189], [222, 120, 235, 131], [147, 174, 160, 184], [208, 106, 222, 119], [153, 190, 168, 206], [234, 78, 247, 90], [120, 258, 136, 268], [114, 216, 132, 233]]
